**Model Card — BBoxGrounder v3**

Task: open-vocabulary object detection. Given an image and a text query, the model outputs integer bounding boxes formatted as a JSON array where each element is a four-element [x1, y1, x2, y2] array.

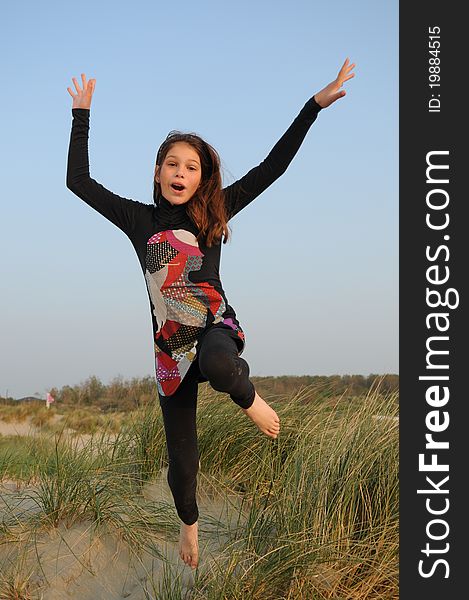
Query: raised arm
[[66, 73, 147, 236], [224, 58, 356, 219]]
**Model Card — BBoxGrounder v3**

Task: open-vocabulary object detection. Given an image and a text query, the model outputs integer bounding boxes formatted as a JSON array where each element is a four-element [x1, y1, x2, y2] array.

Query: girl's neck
[[158, 194, 187, 211], [156, 193, 193, 230]]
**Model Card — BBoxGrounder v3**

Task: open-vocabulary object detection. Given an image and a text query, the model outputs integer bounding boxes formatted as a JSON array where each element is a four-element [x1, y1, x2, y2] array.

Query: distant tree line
[[1, 373, 398, 412], [251, 374, 399, 398]]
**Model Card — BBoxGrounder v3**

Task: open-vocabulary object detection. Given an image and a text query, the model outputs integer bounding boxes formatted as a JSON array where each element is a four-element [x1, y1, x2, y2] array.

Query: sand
[[0, 419, 245, 599], [0, 418, 38, 437], [0, 414, 108, 450]]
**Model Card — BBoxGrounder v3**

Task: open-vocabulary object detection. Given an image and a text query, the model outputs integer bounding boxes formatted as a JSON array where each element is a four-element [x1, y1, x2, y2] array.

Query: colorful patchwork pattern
[[145, 229, 244, 396], [222, 317, 245, 342]]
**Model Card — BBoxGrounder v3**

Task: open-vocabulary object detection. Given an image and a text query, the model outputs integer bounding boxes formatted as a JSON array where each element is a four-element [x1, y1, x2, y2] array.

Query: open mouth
[[171, 183, 185, 192]]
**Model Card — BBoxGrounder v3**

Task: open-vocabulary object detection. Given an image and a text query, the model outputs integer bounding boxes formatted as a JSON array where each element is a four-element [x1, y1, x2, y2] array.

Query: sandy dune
[[0, 418, 38, 437], [1, 458, 244, 599]]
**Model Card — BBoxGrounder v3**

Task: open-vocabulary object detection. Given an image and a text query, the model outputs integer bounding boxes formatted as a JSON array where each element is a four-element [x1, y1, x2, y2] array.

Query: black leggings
[[158, 326, 256, 525]]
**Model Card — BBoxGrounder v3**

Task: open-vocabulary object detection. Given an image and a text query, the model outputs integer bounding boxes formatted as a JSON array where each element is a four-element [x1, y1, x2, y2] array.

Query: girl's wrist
[[312, 95, 324, 109]]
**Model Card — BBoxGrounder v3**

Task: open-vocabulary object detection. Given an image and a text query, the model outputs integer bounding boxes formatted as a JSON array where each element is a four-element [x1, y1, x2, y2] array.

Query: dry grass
[[0, 379, 398, 599]]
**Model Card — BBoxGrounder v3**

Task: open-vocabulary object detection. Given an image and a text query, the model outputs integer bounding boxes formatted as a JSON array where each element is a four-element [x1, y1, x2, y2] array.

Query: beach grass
[[0, 379, 398, 599]]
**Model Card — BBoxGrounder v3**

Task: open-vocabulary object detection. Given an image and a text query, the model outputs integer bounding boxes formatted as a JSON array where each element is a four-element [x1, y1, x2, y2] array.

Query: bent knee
[[199, 347, 244, 388]]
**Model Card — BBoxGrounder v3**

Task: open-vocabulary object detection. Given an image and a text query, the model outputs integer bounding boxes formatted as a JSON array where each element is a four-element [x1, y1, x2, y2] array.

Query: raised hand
[[314, 58, 356, 109], [67, 73, 96, 109]]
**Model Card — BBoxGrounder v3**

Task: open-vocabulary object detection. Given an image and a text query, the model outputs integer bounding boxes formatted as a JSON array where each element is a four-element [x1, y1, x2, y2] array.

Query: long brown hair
[[153, 131, 230, 247]]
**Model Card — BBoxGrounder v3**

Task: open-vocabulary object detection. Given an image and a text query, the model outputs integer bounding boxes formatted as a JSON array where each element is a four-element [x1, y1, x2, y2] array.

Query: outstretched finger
[[342, 72, 355, 83], [338, 57, 350, 75], [66, 87, 75, 98], [338, 61, 356, 85], [339, 58, 356, 78], [81, 73, 87, 91], [72, 77, 81, 94]]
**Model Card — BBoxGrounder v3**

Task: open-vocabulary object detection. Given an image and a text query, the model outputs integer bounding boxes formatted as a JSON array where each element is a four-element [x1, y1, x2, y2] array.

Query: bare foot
[[242, 392, 280, 439], [179, 521, 199, 569]]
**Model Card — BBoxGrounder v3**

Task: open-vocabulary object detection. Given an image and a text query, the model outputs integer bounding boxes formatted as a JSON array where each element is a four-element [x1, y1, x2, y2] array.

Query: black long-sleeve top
[[66, 96, 322, 396]]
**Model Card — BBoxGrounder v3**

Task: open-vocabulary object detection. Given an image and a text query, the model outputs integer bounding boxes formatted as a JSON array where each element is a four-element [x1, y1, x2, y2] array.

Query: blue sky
[[1, 0, 398, 399]]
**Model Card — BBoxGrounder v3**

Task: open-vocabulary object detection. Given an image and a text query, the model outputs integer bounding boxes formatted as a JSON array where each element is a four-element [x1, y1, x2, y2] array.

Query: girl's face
[[156, 142, 202, 205]]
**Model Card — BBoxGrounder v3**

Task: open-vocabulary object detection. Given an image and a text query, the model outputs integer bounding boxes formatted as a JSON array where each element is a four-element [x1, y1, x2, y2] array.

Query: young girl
[[66, 58, 355, 570]]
